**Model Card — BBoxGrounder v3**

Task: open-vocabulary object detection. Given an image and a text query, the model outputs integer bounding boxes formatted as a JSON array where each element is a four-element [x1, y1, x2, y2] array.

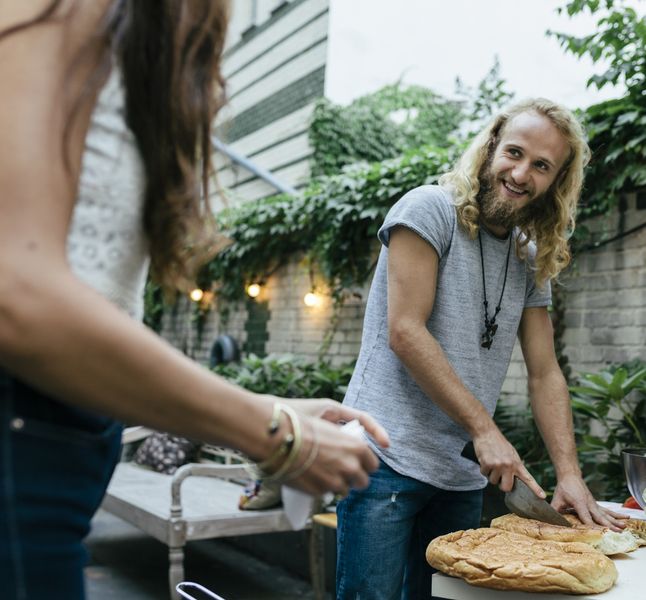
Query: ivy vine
[[549, 0, 646, 237], [199, 144, 457, 308], [308, 84, 463, 177], [143, 279, 166, 333]]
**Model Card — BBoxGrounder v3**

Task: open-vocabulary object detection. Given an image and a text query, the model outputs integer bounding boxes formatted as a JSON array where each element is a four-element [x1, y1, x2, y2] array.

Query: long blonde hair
[[439, 98, 590, 286]]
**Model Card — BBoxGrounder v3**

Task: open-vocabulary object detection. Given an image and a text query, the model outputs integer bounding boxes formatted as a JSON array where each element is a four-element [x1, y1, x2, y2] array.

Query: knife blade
[[461, 441, 572, 527]]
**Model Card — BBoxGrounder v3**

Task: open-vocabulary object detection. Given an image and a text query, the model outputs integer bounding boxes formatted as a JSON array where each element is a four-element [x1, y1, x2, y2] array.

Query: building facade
[[214, 0, 329, 207]]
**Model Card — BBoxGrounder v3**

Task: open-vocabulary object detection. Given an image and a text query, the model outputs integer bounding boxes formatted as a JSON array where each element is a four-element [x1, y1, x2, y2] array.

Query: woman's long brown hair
[[0, 0, 229, 290]]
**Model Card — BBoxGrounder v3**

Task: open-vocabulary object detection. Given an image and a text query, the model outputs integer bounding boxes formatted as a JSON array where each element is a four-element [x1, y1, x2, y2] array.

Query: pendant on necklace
[[481, 317, 499, 349], [478, 229, 512, 351]]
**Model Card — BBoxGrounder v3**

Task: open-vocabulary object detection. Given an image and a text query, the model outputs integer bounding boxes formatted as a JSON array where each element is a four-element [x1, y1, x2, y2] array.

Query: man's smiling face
[[480, 110, 571, 234]]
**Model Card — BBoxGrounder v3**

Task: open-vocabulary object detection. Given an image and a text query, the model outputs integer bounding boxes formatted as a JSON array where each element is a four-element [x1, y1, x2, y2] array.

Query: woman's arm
[[0, 0, 388, 496]]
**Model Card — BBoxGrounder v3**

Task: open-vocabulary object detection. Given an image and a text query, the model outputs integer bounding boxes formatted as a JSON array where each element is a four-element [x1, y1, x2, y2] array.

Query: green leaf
[[597, 462, 622, 476], [615, 111, 640, 126], [583, 373, 613, 388], [582, 435, 609, 449], [622, 368, 646, 393], [569, 385, 609, 399], [571, 399, 605, 419], [608, 368, 628, 399]]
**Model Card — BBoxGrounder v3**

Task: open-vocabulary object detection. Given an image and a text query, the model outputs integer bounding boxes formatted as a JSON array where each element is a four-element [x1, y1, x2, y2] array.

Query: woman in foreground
[[0, 2, 388, 598]]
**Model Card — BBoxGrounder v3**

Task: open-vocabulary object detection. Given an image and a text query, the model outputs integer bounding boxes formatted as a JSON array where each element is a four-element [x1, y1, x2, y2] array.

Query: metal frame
[[102, 461, 310, 599]]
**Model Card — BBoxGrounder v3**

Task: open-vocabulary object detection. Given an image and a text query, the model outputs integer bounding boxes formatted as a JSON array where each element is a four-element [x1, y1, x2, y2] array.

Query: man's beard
[[477, 164, 545, 233]]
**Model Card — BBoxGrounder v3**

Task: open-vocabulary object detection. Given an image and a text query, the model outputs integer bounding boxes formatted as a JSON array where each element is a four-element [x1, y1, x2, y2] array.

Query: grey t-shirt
[[343, 185, 551, 491]]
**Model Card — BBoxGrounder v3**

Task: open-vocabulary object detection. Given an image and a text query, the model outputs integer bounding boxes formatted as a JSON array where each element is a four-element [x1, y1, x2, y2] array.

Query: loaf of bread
[[426, 527, 618, 594], [625, 517, 646, 544], [491, 513, 640, 555], [557, 513, 646, 546]]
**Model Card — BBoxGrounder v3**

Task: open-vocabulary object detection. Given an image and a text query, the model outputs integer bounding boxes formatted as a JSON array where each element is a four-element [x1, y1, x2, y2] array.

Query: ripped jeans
[[336, 458, 482, 600]]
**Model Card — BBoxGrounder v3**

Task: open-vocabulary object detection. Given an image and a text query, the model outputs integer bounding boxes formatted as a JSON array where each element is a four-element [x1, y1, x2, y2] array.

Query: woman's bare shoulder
[[0, 0, 113, 260], [0, 0, 112, 33]]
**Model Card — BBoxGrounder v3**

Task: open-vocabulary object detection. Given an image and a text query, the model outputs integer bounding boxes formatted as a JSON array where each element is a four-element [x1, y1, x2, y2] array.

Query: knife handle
[[461, 441, 479, 464]]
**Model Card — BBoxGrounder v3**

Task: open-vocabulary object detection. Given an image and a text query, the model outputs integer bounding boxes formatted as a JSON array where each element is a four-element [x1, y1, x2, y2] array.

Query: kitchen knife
[[461, 441, 572, 527]]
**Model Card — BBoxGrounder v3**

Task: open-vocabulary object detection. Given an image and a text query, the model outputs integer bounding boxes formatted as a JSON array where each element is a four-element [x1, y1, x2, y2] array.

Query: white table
[[432, 502, 646, 600], [432, 546, 645, 600]]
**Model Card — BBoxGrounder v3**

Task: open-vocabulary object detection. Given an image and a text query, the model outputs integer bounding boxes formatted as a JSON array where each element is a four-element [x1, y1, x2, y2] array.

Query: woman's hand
[[273, 398, 390, 496], [282, 398, 390, 448]]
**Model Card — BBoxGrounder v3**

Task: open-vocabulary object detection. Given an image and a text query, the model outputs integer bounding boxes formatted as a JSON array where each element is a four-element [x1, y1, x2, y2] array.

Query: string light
[[189, 288, 204, 302], [246, 283, 261, 298], [303, 291, 321, 307]]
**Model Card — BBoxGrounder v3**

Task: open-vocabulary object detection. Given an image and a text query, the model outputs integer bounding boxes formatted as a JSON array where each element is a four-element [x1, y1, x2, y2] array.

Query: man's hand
[[551, 473, 626, 532], [473, 428, 546, 498]]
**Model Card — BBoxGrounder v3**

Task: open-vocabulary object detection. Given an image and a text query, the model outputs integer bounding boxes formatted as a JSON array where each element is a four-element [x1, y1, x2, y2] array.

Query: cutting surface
[[432, 503, 645, 600], [432, 546, 644, 599]]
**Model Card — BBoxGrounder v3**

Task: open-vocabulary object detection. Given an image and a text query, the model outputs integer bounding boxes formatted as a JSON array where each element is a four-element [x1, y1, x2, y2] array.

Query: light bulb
[[189, 288, 204, 302], [303, 292, 320, 307], [246, 283, 261, 298]]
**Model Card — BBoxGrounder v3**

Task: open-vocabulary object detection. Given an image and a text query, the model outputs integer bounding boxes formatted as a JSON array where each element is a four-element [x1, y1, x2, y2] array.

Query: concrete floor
[[85, 509, 323, 600]]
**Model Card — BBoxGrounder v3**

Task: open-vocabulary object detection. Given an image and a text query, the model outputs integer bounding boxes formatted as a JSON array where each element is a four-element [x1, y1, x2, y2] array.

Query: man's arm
[[518, 306, 625, 529], [387, 227, 544, 496]]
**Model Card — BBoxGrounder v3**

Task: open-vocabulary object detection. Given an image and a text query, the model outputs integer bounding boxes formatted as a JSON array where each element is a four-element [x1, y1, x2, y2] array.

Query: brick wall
[[160, 296, 248, 366], [160, 257, 369, 367], [502, 191, 646, 400], [560, 192, 646, 373]]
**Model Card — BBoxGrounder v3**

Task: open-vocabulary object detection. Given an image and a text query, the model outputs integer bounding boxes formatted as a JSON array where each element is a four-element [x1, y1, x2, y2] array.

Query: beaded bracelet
[[267, 401, 282, 436], [256, 432, 294, 472], [256, 403, 293, 472]]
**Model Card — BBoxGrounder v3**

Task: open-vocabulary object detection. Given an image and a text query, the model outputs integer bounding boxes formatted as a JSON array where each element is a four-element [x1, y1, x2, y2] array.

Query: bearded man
[[335, 98, 625, 600]]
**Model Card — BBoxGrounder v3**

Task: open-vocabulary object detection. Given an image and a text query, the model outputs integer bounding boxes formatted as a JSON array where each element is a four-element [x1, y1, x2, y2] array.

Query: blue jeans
[[336, 459, 482, 600], [0, 368, 122, 600]]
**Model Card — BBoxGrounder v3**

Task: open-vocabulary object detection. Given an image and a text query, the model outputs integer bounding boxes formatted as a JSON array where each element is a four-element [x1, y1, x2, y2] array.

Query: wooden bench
[[101, 428, 312, 599]]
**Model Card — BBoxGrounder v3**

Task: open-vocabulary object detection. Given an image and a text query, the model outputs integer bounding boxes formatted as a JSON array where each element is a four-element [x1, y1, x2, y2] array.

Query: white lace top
[[66, 71, 149, 320]]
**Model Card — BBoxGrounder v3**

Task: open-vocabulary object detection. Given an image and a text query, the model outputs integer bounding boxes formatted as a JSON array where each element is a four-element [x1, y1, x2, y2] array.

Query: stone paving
[[85, 509, 324, 600]]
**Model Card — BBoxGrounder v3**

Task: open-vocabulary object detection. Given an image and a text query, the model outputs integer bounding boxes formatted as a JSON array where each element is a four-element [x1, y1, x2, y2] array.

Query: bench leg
[[169, 546, 185, 600], [309, 526, 326, 600]]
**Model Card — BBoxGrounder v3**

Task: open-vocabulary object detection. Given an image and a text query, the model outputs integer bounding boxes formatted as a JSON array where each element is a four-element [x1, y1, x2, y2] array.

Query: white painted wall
[[215, 0, 329, 204]]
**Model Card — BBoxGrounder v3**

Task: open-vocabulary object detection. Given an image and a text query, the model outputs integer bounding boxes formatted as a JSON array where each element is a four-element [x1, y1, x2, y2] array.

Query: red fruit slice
[[622, 496, 640, 509]]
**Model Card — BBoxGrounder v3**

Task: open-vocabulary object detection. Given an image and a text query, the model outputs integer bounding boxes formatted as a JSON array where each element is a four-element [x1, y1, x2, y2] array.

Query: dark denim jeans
[[0, 368, 122, 600], [336, 458, 482, 600]]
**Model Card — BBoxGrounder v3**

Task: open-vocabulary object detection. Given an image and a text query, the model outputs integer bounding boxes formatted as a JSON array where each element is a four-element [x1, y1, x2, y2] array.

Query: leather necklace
[[478, 228, 512, 349]]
